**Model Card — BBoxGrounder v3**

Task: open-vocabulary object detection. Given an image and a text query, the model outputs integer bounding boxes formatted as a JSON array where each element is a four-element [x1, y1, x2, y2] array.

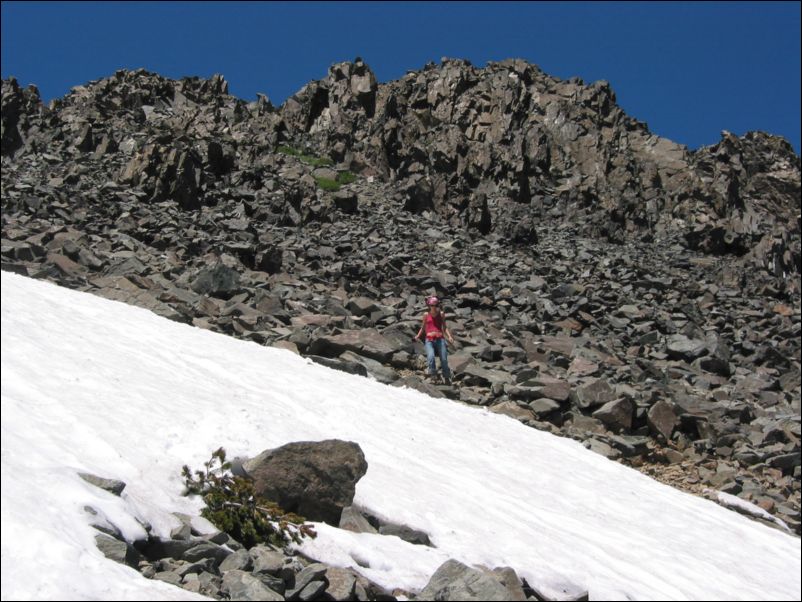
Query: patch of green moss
[[314, 176, 341, 192], [337, 171, 357, 185], [276, 145, 333, 167]]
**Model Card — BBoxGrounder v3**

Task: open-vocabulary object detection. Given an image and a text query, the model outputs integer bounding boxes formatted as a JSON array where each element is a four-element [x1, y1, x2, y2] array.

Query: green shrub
[[312, 171, 358, 192], [276, 145, 300, 157], [314, 176, 341, 192], [337, 171, 357, 185], [182, 447, 316, 549], [300, 154, 333, 167], [276, 145, 333, 167]]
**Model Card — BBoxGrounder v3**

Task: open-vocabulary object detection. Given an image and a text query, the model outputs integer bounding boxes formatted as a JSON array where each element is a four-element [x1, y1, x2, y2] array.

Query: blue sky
[[2, 1, 800, 153]]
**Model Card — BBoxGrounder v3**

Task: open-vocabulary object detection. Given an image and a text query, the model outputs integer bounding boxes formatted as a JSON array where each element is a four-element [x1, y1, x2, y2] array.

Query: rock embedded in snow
[[378, 523, 432, 547], [94, 532, 142, 568], [528, 579, 590, 601], [418, 559, 525, 601], [78, 472, 126, 496], [244, 439, 369, 526], [339, 505, 379, 534]]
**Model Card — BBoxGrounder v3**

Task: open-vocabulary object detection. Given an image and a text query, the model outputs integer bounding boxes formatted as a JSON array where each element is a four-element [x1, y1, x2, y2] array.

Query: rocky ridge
[[1, 58, 800, 534]]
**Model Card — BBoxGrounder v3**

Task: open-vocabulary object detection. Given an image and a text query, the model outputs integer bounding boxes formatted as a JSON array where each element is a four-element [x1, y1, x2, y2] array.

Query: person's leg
[[425, 340, 437, 377], [437, 339, 452, 381]]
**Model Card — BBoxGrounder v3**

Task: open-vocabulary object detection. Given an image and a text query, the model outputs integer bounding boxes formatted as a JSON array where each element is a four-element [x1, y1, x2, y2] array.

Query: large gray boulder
[[243, 440, 368, 526], [308, 328, 406, 362]]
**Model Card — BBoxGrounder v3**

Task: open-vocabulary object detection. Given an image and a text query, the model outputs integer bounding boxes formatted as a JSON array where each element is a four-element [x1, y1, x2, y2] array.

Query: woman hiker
[[413, 295, 455, 384]]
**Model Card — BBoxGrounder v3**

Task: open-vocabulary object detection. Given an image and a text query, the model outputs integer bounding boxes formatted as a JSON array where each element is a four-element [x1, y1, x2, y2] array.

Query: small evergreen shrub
[[182, 447, 316, 549]]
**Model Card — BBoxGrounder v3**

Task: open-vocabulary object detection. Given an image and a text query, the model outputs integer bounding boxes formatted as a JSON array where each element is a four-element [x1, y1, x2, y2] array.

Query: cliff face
[[279, 58, 800, 272]]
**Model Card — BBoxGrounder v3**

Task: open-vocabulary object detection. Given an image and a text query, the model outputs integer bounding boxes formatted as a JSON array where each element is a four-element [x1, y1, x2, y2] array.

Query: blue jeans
[[425, 338, 451, 379]]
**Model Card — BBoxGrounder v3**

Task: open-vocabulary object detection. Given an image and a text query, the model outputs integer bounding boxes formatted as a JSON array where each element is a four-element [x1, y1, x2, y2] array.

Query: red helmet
[[426, 295, 440, 306]]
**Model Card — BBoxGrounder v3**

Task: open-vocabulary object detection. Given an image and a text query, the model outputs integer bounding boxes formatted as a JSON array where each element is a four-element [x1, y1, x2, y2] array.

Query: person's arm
[[414, 314, 426, 341], [443, 312, 455, 344]]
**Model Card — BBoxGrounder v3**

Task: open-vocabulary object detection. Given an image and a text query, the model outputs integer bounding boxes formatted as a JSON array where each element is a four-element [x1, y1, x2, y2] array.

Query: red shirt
[[424, 312, 446, 340]]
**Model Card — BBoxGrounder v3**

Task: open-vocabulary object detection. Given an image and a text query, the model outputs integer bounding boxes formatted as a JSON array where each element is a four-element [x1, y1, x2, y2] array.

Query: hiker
[[413, 295, 455, 384]]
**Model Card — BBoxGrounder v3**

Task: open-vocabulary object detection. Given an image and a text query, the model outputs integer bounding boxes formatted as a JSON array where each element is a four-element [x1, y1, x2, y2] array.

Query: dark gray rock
[[490, 400, 536, 423], [182, 541, 230, 565], [648, 399, 679, 440], [140, 537, 198, 560], [325, 567, 357, 601], [94, 533, 142, 568], [307, 354, 369, 377], [418, 559, 524, 601], [378, 523, 432, 546], [153, 571, 183, 587], [339, 351, 399, 383], [191, 264, 241, 299], [84, 506, 124, 540], [666, 334, 708, 361], [333, 189, 359, 214], [219, 548, 252, 573], [339, 506, 378, 534], [286, 563, 329, 601], [250, 545, 294, 584], [308, 328, 405, 362], [79, 472, 126, 496], [243, 440, 368, 525], [528, 579, 589, 601], [529, 398, 562, 417], [592, 398, 634, 433], [221, 570, 284, 601], [572, 379, 616, 410]]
